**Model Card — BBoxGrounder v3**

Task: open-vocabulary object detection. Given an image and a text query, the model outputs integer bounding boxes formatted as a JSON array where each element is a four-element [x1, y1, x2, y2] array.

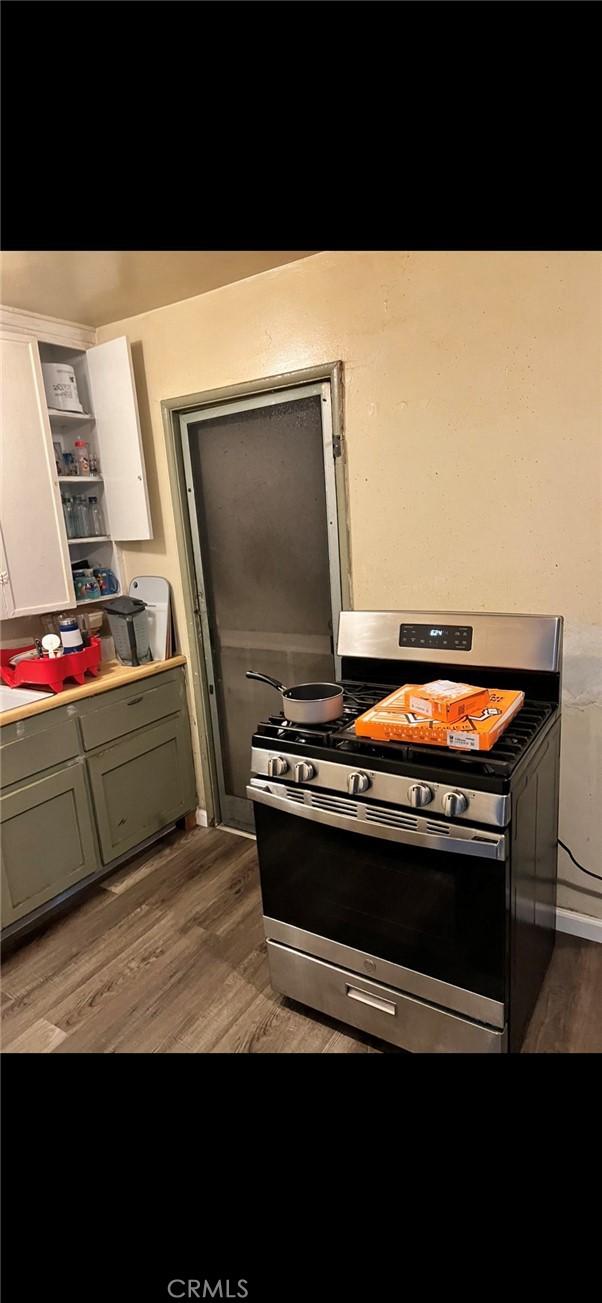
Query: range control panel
[[399, 623, 473, 652]]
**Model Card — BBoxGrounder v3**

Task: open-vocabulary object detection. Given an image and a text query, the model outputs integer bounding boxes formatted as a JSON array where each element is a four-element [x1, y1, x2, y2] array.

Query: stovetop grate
[[254, 683, 556, 779]]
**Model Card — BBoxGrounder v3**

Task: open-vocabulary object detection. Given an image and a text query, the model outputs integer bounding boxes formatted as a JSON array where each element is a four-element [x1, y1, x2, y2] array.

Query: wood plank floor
[[1, 827, 601, 1054]]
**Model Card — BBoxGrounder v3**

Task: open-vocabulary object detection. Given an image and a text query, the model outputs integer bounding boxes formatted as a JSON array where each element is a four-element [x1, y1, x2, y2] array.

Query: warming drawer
[[267, 940, 506, 1054]]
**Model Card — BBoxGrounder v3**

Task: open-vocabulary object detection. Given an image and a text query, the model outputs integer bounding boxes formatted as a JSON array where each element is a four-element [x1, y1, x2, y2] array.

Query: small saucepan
[[246, 671, 344, 724]]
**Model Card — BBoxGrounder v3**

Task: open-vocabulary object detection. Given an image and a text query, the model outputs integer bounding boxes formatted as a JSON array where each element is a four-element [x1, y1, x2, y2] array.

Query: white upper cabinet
[[86, 337, 152, 541], [0, 335, 75, 616], [0, 311, 154, 619]]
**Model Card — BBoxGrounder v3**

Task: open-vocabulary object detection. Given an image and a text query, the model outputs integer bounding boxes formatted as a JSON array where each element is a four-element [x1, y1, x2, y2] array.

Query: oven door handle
[[246, 782, 507, 861]]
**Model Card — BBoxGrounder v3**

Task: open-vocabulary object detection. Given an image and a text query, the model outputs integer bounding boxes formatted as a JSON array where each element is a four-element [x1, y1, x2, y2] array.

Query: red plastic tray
[[0, 638, 101, 694]]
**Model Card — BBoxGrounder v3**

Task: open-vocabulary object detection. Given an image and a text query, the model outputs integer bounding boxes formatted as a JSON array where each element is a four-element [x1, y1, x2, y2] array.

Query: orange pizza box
[[354, 685, 525, 751], [398, 679, 490, 725]]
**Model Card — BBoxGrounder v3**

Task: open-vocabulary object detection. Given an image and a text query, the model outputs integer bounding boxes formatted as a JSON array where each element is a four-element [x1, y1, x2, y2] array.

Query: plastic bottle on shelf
[[73, 495, 91, 539], [87, 496, 106, 537], [61, 495, 76, 539], [74, 439, 90, 476], [68, 498, 80, 538]]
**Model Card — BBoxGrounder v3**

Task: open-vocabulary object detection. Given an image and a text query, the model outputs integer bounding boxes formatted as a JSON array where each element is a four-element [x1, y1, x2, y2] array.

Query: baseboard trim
[[194, 810, 256, 840], [220, 825, 256, 841], [556, 906, 602, 944]]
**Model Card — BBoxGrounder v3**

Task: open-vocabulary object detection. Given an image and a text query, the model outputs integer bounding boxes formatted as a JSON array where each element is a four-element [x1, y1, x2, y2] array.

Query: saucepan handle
[[246, 671, 287, 693]]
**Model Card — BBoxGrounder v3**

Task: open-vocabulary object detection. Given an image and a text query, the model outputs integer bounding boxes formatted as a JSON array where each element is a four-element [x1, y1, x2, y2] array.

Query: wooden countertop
[[0, 656, 187, 726]]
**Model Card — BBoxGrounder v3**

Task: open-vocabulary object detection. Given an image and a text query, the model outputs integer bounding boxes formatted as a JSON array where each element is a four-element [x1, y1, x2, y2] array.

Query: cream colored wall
[[97, 250, 602, 919]]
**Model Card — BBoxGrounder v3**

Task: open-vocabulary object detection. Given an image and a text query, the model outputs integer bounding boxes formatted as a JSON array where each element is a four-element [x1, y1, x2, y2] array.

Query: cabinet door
[[0, 521, 15, 619], [87, 715, 197, 863], [0, 335, 75, 615], [86, 336, 153, 541], [1, 762, 99, 927]]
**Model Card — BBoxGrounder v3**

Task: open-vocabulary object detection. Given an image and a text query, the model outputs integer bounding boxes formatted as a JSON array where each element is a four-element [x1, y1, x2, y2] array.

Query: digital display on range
[[399, 623, 473, 651]]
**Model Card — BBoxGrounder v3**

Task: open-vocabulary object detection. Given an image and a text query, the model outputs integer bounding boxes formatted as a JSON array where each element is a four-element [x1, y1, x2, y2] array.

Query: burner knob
[[408, 783, 433, 808], [442, 790, 468, 817], [348, 771, 371, 796], [268, 755, 289, 777], [294, 761, 315, 782]]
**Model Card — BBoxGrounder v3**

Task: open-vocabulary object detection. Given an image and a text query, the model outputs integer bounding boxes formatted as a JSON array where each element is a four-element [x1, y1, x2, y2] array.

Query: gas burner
[[266, 714, 338, 735]]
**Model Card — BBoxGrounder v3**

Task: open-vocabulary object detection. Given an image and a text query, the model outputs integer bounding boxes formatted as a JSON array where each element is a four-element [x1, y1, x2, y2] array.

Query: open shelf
[[59, 475, 103, 484], [48, 409, 95, 422], [68, 536, 111, 545], [76, 591, 121, 606]]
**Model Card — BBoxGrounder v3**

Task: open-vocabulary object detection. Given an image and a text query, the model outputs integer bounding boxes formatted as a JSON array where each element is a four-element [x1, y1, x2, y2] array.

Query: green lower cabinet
[[1, 668, 199, 934], [1, 761, 99, 926], [87, 714, 197, 864]]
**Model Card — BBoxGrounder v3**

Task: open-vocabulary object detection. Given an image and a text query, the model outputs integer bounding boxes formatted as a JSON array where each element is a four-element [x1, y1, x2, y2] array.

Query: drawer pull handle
[[345, 985, 396, 1016], [127, 696, 143, 706]]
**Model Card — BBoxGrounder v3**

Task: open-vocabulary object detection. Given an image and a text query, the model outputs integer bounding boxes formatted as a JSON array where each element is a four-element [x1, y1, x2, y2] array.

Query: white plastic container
[[41, 362, 83, 413]]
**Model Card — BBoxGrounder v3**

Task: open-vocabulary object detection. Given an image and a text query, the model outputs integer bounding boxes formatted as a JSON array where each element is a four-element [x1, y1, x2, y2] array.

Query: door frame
[[161, 361, 350, 829], [180, 381, 341, 833]]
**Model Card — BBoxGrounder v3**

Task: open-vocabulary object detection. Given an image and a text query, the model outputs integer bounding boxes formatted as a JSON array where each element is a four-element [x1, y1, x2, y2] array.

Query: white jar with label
[[41, 363, 83, 413]]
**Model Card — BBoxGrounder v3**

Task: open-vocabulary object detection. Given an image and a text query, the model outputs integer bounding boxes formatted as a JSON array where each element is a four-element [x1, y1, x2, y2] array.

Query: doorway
[[179, 380, 346, 832]]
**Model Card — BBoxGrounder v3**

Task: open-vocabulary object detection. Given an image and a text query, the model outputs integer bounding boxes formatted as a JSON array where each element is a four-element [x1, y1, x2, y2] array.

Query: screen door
[[180, 383, 342, 831]]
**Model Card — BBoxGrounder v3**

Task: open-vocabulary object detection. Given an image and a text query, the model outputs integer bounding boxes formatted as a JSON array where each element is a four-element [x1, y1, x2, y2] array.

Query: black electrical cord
[[558, 840, 602, 883]]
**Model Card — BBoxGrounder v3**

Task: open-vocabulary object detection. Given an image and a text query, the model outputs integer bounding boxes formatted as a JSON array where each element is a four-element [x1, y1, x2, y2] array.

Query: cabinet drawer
[[1, 761, 99, 926], [87, 715, 197, 863], [79, 673, 184, 751], [0, 715, 80, 789]]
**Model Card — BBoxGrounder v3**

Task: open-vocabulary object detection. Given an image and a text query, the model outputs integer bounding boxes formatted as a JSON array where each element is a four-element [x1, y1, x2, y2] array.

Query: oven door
[[248, 780, 507, 1018]]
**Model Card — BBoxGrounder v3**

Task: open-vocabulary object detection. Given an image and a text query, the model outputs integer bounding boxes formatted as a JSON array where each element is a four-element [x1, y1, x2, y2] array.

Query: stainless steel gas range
[[247, 611, 563, 1054]]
